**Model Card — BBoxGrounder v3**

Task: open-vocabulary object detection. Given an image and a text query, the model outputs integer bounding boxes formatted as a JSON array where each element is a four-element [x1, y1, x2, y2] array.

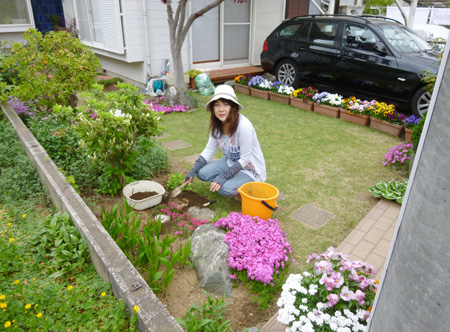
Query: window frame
[[0, 0, 34, 33], [74, 0, 125, 55]]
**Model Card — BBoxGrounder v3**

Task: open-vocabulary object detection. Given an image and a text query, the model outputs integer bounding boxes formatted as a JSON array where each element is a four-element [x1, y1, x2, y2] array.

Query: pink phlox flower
[[327, 293, 339, 307], [229, 274, 236, 279], [306, 252, 319, 263], [340, 286, 355, 301]]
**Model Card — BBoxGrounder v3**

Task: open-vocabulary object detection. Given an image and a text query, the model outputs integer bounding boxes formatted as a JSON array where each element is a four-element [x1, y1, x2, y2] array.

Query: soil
[[129, 191, 159, 200], [89, 172, 278, 331]]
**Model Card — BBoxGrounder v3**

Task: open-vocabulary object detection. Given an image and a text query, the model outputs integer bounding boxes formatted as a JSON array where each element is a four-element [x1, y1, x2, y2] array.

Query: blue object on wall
[[30, 0, 65, 33]]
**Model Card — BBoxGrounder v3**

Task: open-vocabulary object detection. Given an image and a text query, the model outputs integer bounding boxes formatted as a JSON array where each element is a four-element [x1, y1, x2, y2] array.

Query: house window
[[0, 0, 32, 25], [75, 0, 124, 54]]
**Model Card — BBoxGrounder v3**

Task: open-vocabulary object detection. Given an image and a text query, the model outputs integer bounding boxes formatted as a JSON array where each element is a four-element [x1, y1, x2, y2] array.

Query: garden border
[[1, 103, 183, 332]]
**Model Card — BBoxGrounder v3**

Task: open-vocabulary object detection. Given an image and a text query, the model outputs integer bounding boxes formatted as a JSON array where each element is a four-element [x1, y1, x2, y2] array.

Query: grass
[[157, 91, 406, 272]]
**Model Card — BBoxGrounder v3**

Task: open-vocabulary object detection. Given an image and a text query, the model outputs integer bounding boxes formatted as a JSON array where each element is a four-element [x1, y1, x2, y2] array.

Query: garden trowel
[[169, 181, 189, 198]]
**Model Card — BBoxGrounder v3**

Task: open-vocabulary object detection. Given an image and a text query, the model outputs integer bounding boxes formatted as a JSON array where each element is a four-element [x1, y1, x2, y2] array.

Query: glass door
[[223, 0, 250, 65]]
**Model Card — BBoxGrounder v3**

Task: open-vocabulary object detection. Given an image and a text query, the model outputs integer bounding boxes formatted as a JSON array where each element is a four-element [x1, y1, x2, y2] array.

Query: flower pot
[[370, 117, 404, 137], [234, 84, 251, 95], [269, 91, 290, 104], [290, 97, 314, 111], [314, 104, 340, 118], [405, 127, 413, 142], [190, 77, 197, 90], [339, 109, 370, 126], [250, 87, 269, 100], [123, 180, 165, 210]]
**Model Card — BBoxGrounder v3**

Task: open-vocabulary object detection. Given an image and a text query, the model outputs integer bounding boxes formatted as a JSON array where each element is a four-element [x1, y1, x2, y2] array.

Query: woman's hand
[[210, 182, 221, 192], [183, 177, 193, 185]]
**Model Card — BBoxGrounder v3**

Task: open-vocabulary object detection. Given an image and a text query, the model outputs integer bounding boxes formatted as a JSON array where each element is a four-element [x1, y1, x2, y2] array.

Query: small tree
[[3, 28, 101, 110], [163, 0, 247, 106]]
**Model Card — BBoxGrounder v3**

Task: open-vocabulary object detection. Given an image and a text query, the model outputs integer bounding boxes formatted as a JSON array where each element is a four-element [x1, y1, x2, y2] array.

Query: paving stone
[[337, 242, 355, 256], [385, 205, 401, 219], [352, 240, 375, 259], [365, 227, 385, 245], [347, 229, 366, 246], [374, 215, 397, 231], [373, 238, 392, 257], [155, 132, 170, 139], [291, 203, 335, 229], [383, 226, 396, 241], [357, 217, 377, 232], [162, 140, 192, 150], [366, 252, 385, 272]]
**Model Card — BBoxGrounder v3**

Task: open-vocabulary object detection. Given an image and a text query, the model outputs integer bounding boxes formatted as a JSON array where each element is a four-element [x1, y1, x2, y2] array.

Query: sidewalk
[[261, 199, 401, 332]]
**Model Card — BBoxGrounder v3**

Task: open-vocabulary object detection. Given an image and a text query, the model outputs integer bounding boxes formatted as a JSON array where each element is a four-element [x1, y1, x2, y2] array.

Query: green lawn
[[158, 91, 405, 272]]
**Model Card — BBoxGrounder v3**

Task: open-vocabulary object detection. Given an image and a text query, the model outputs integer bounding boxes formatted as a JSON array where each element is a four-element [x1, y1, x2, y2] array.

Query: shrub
[[411, 111, 427, 153], [3, 28, 101, 109]]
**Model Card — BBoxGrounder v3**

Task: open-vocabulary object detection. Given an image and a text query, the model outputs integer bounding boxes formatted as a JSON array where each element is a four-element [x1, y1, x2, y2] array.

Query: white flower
[[302, 298, 308, 304], [111, 109, 125, 117]]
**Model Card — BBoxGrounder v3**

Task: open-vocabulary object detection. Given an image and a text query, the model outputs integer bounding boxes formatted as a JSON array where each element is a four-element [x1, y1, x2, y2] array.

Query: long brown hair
[[209, 98, 240, 138]]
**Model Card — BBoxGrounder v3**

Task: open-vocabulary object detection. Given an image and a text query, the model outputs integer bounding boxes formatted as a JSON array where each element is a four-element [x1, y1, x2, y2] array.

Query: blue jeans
[[197, 158, 254, 197]]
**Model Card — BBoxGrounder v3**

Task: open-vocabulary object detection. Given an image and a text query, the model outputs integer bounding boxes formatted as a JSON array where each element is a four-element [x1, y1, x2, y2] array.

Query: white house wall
[[251, 0, 285, 65]]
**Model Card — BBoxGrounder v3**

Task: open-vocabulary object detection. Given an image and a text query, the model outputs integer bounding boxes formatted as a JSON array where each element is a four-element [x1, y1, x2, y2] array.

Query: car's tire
[[411, 87, 431, 117], [275, 59, 300, 88]]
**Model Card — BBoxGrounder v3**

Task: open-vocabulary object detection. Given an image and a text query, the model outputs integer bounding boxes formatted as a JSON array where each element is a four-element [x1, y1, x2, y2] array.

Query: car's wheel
[[275, 59, 300, 88], [411, 87, 431, 117]]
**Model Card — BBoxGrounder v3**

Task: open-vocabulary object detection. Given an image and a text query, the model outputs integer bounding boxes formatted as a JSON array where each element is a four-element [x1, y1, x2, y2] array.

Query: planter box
[[290, 97, 314, 111], [370, 117, 404, 137], [314, 104, 340, 118], [269, 91, 290, 104], [339, 109, 370, 126], [405, 127, 413, 142], [123, 180, 165, 210], [250, 87, 269, 100], [234, 84, 251, 95]]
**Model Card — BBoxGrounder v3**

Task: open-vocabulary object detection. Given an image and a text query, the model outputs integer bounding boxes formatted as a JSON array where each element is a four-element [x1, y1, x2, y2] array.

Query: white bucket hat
[[205, 84, 243, 111]]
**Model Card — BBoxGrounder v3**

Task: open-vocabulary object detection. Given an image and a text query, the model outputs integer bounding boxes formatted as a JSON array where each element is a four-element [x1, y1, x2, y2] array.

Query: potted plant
[[248, 75, 272, 100], [312, 91, 343, 118], [290, 86, 318, 111], [340, 97, 376, 126], [403, 115, 421, 142], [233, 74, 252, 95], [277, 247, 378, 331], [185, 69, 203, 90], [370, 102, 406, 137], [268, 81, 294, 105]]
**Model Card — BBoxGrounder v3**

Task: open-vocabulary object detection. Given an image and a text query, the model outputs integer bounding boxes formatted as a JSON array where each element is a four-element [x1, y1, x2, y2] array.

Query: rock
[[190, 224, 232, 296], [165, 86, 177, 106], [187, 206, 215, 222]]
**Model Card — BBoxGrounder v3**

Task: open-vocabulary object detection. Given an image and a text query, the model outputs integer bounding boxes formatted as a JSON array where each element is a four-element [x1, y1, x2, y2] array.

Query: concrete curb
[[1, 103, 183, 332]]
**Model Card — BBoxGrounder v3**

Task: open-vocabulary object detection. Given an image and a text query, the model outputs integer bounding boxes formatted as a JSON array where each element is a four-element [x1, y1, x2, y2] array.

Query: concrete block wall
[[1, 103, 183, 332]]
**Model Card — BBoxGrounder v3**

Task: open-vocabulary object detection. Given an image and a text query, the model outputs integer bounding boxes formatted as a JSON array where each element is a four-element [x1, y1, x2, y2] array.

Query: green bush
[[412, 111, 427, 153], [3, 28, 101, 109]]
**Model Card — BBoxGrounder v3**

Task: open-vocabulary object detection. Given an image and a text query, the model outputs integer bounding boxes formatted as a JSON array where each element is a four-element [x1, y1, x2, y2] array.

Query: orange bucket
[[237, 182, 279, 219]]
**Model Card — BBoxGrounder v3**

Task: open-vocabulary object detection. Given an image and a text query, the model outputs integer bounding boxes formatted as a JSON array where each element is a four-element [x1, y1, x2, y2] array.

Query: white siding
[[251, 0, 284, 65]]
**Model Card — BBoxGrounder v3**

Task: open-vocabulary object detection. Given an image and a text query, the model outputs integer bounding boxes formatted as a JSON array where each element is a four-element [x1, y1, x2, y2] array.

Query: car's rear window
[[278, 24, 303, 38]]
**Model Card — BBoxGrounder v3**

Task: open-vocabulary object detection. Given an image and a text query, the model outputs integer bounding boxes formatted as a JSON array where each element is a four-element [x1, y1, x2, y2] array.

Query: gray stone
[[291, 203, 335, 229], [190, 224, 232, 296], [165, 86, 177, 106], [187, 206, 216, 222], [161, 140, 192, 151]]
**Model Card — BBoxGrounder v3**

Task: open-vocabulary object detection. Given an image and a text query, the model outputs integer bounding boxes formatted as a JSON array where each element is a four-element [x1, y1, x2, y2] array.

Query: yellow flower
[[134, 305, 139, 313], [4, 321, 11, 328], [14, 280, 20, 285], [1, 303, 7, 309], [22, 214, 26, 218], [25, 304, 31, 309], [0, 295, 5, 300], [9, 238, 14, 243], [67, 285, 73, 290], [7, 223, 11, 226], [37, 313, 42, 318], [35, 304, 38, 307], [101, 292, 106, 297]]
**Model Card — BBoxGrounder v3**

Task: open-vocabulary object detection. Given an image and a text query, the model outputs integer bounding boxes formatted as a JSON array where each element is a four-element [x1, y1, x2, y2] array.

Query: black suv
[[260, 15, 440, 116]]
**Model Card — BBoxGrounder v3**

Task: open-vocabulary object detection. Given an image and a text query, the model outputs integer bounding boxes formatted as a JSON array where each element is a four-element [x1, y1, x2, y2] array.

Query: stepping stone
[[184, 153, 216, 164], [162, 140, 191, 150], [155, 132, 170, 139], [291, 203, 335, 229]]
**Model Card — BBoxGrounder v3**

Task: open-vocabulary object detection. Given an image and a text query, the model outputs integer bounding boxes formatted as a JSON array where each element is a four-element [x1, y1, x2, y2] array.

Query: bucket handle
[[261, 200, 277, 211]]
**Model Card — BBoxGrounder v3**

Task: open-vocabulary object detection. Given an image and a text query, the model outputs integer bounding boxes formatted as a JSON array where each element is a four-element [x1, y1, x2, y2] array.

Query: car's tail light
[[263, 40, 268, 51]]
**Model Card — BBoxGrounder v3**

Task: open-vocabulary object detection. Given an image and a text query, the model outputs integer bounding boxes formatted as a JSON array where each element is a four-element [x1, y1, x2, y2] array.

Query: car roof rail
[[359, 14, 403, 25]]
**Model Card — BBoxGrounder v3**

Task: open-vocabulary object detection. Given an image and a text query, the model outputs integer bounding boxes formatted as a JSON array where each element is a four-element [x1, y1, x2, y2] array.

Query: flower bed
[[277, 247, 378, 332], [215, 212, 293, 285]]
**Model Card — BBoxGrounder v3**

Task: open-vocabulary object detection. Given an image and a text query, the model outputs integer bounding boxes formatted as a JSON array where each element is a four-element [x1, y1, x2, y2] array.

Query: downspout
[[143, 0, 152, 77]]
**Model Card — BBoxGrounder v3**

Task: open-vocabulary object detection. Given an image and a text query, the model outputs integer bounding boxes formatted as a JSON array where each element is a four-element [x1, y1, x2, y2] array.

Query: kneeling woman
[[183, 84, 266, 198]]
